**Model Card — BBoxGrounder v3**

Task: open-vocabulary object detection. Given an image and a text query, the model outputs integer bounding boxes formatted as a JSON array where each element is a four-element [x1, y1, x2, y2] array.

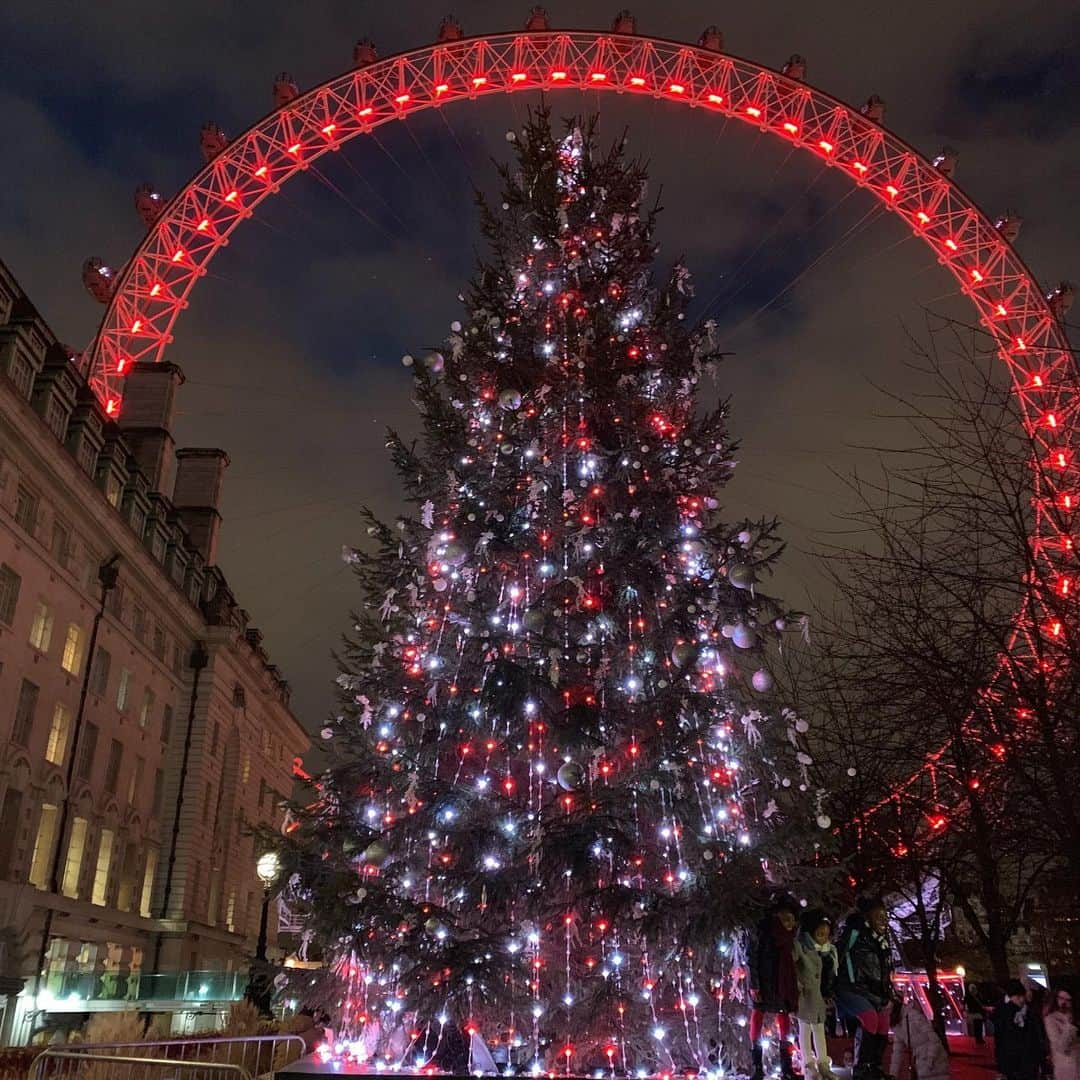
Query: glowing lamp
[[256, 850, 281, 887]]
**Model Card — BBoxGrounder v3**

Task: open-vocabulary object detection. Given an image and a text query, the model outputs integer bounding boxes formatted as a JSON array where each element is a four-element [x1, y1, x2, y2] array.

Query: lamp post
[[247, 851, 281, 1016]]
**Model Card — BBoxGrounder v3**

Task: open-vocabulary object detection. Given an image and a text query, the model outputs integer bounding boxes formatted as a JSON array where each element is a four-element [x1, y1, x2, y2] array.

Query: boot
[[751, 1044, 765, 1080], [816, 1056, 839, 1080], [852, 1029, 874, 1080], [869, 1033, 891, 1080]]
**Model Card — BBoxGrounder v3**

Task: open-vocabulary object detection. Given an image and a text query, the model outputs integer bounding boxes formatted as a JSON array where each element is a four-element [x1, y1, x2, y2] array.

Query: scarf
[[771, 918, 798, 1009]]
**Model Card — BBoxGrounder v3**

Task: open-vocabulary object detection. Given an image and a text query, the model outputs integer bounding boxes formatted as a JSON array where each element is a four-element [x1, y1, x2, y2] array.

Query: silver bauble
[[728, 564, 755, 590], [499, 388, 523, 411], [732, 624, 756, 649], [557, 762, 585, 790], [423, 350, 445, 373], [364, 841, 388, 867], [751, 668, 773, 692], [442, 540, 468, 566]]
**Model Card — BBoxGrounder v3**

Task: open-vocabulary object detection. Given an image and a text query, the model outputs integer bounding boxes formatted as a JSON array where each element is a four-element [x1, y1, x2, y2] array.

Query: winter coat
[[994, 1001, 1047, 1080], [747, 915, 799, 1013], [794, 933, 837, 1024], [835, 913, 894, 1009], [1046, 1011, 1080, 1080], [889, 1003, 950, 1080]]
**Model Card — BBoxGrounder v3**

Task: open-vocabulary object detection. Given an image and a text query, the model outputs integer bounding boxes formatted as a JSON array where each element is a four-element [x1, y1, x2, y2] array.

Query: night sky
[[2, 1, 1077, 731]]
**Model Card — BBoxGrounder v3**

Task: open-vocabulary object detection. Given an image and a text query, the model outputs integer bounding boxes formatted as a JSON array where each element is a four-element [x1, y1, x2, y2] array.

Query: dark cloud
[[2, 0, 1078, 728]]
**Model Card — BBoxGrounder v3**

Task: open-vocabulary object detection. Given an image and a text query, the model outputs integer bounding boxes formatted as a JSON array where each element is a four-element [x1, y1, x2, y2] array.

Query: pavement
[[825, 1035, 996, 1080]]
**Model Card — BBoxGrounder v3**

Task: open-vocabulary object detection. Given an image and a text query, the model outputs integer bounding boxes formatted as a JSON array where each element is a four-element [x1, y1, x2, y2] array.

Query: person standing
[[994, 979, 1047, 1080], [1045, 987, 1079, 1080], [747, 894, 802, 1080], [835, 896, 897, 1080], [966, 984, 987, 1045], [794, 910, 839, 1080]]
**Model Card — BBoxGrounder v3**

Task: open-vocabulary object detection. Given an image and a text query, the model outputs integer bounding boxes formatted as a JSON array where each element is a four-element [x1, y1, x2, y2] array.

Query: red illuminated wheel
[[86, 28, 1075, 633]]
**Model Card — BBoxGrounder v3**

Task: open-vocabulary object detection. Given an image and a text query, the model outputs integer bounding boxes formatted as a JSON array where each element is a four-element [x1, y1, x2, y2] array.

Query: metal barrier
[[29, 1051, 252, 1079], [28, 1035, 307, 1080]]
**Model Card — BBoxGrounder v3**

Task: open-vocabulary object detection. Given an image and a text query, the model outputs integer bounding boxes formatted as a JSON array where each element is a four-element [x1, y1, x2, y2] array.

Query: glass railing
[[38, 969, 249, 1005]]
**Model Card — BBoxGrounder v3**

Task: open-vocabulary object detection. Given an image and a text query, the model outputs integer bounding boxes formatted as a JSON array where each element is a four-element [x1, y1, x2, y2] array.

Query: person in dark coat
[[966, 984, 986, 1045], [834, 896, 896, 1080], [995, 980, 1047, 1080], [747, 893, 801, 1080]]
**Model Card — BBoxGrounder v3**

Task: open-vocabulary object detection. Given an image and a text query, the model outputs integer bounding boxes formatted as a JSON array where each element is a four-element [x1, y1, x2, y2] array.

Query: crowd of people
[[747, 893, 1080, 1080], [748, 894, 898, 1080]]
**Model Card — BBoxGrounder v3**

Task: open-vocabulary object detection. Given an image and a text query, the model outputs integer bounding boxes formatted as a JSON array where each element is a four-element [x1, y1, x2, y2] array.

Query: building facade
[[0, 260, 310, 1043]]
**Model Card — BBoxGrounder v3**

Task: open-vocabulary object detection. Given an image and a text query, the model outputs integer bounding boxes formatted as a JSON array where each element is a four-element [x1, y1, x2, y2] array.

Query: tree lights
[[275, 109, 825, 1075]]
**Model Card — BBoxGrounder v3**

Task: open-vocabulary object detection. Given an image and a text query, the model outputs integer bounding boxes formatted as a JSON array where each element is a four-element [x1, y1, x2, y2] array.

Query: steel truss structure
[[84, 26, 1076, 823]]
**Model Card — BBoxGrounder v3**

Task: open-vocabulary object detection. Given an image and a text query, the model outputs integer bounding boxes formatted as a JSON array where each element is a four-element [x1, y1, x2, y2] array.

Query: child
[[794, 910, 839, 1080], [889, 999, 950, 1080], [747, 893, 801, 1080]]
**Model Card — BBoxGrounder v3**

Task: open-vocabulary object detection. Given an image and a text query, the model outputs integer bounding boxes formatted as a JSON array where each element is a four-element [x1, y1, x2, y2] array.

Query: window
[[60, 624, 85, 676], [127, 755, 145, 805], [91, 829, 114, 906], [75, 721, 98, 781], [0, 563, 21, 625], [45, 396, 69, 440], [0, 789, 24, 878], [225, 887, 237, 933], [151, 532, 166, 562], [132, 604, 147, 642], [90, 647, 111, 697], [12, 679, 39, 746], [50, 519, 71, 568], [61, 817, 88, 898], [152, 624, 166, 661], [77, 438, 98, 476], [233, 685, 247, 709], [8, 352, 33, 398], [29, 803, 58, 889], [161, 703, 173, 744], [240, 752, 250, 785], [116, 841, 139, 912], [104, 472, 122, 508], [203, 781, 213, 825], [151, 769, 164, 818], [210, 720, 220, 758], [169, 641, 182, 675], [28, 600, 54, 652], [45, 703, 71, 766], [104, 739, 123, 794], [138, 688, 155, 729], [15, 485, 38, 535], [140, 847, 158, 917], [105, 581, 123, 617], [130, 505, 147, 538], [116, 668, 131, 712]]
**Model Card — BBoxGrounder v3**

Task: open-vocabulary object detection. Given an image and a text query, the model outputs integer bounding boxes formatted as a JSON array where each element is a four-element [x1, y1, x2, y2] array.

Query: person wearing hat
[[995, 979, 1047, 1080], [835, 896, 897, 1080], [794, 909, 839, 1080], [747, 893, 802, 1080]]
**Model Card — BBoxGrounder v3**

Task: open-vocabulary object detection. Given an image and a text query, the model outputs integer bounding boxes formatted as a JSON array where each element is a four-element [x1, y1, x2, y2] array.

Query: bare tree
[[792, 315, 1077, 984]]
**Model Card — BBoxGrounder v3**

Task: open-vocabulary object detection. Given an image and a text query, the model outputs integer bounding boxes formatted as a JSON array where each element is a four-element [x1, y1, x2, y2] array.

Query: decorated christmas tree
[[277, 108, 824, 1074]]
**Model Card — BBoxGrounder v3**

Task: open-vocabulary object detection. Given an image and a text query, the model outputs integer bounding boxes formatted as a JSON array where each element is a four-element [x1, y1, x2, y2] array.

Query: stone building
[[0, 259, 310, 1043]]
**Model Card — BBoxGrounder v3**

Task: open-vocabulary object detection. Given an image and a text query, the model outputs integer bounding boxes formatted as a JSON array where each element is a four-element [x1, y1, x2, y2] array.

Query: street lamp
[[247, 851, 281, 1015]]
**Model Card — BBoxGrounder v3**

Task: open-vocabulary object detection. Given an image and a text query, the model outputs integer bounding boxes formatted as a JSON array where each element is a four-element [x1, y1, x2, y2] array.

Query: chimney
[[173, 448, 229, 566], [116, 361, 184, 493]]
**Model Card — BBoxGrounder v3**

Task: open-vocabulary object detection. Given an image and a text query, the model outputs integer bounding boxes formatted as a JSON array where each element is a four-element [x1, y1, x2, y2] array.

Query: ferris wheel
[[77, 9, 1076, 815]]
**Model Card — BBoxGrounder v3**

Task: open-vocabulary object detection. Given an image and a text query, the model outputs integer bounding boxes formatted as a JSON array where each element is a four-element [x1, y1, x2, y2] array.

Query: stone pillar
[[173, 448, 229, 566], [116, 361, 184, 494]]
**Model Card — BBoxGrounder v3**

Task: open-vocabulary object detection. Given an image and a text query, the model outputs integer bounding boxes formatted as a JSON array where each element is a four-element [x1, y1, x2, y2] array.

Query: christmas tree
[[278, 108, 823, 1074]]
